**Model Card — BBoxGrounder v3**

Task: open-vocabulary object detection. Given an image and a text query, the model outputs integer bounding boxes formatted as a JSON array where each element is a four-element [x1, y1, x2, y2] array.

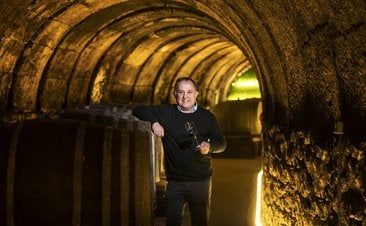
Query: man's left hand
[[199, 141, 210, 155]]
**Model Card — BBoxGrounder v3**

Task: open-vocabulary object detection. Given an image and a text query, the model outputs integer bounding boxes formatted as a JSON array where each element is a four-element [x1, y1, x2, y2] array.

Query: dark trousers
[[165, 180, 212, 226]]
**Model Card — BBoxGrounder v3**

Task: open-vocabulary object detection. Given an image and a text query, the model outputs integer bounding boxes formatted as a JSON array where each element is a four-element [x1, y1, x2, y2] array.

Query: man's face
[[174, 80, 198, 111]]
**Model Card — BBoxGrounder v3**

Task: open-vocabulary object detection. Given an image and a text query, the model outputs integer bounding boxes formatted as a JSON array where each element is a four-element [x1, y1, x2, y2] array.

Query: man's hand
[[152, 122, 164, 137], [199, 141, 210, 155]]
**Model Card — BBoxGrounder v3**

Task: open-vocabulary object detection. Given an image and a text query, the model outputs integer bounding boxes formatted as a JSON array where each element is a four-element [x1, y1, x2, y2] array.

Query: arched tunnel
[[0, 0, 365, 225]]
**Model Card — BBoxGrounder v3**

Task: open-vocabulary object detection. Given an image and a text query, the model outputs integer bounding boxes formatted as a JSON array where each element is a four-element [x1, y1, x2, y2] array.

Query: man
[[132, 77, 226, 226]]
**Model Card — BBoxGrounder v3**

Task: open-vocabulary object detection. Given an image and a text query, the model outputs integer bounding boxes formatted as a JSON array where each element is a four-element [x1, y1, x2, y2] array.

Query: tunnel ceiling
[[0, 0, 250, 116], [1, 0, 365, 131]]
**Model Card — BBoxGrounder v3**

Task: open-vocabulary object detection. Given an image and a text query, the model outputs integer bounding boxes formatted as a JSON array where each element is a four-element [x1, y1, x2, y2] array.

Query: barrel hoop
[[6, 122, 23, 226], [102, 127, 113, 226], [73, 122, 86, 226], [120, 130, 130, 225]]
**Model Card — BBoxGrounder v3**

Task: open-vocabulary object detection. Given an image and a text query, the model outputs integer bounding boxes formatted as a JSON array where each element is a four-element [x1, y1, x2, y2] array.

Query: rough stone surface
[[262, 124, 365, 225]]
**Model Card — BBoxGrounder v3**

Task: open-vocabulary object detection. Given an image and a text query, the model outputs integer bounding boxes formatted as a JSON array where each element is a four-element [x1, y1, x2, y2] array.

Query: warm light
[[227, 68, 261, 100], [234, 79, 259, 87], [91, 68, 107, 104], [160, 46, 169, 52], [255, 170, 263, 226]]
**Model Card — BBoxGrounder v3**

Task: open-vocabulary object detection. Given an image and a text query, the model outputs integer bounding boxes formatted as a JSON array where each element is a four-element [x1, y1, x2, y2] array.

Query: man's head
[[173, 77, 199, 112]]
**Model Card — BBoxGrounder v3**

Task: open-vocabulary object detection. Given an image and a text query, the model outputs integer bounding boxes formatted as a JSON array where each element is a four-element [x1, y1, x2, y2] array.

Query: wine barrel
[[57, 107, 166, 218], [213, 99, 262, 157], [0, 117, 154, 226], [213, 99, 262, 135]]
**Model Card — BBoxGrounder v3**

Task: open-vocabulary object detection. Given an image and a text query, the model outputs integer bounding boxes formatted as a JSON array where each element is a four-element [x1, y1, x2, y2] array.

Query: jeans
[[165, 180, 212, 226]]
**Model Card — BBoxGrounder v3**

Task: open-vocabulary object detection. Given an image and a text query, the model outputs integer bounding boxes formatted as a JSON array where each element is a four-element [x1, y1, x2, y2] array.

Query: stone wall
[[261, 124, 365, 225]]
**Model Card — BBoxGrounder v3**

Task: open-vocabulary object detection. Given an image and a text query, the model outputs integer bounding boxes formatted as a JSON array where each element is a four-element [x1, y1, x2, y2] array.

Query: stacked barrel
[[0, 105, 159, 226]]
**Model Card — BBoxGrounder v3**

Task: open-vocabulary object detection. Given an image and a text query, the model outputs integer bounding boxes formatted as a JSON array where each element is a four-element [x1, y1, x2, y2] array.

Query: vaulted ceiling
[[0, 0, 252, 117], [0, 0, 365, 133]]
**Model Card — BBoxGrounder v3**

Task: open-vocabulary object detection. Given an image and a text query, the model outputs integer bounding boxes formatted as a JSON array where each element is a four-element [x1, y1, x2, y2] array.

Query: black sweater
[[132, 103, 226, 181]]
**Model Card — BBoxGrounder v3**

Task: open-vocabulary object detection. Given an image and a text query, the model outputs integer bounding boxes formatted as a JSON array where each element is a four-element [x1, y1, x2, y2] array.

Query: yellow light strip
[[234, 79, 259, 87], [255, 170, 263, 226]]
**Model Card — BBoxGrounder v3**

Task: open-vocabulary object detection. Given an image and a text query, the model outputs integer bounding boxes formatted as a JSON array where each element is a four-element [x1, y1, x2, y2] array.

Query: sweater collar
[[177, 103, 198, 113]]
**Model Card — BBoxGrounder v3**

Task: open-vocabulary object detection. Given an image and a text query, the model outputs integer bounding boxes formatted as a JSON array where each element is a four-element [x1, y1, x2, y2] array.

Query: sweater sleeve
[[132, 105, 160, 124], [209, 116, 226, 154]]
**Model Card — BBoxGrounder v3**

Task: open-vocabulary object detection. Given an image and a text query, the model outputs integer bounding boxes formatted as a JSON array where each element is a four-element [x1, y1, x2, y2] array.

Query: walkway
[[154, 156, 262, 226]]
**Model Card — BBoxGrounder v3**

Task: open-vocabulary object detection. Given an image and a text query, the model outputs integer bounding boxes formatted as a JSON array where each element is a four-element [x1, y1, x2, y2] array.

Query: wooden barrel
[[213, 99, 262, 157], [0, 116, 154, 226], [213, 99, 262, 135], [58, 107, 166, 218]]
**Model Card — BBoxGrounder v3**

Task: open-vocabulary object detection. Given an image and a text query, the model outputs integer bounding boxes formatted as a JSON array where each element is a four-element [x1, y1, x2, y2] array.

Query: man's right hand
[[152, 122, 164, 137]]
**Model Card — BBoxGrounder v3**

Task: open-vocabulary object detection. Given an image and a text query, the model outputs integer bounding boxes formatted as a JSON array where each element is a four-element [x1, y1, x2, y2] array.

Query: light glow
[[233, 79, 259, 87], [255, 170, 263, 226], [91, 68, 107, 104], [227, 69, 261, 100]]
